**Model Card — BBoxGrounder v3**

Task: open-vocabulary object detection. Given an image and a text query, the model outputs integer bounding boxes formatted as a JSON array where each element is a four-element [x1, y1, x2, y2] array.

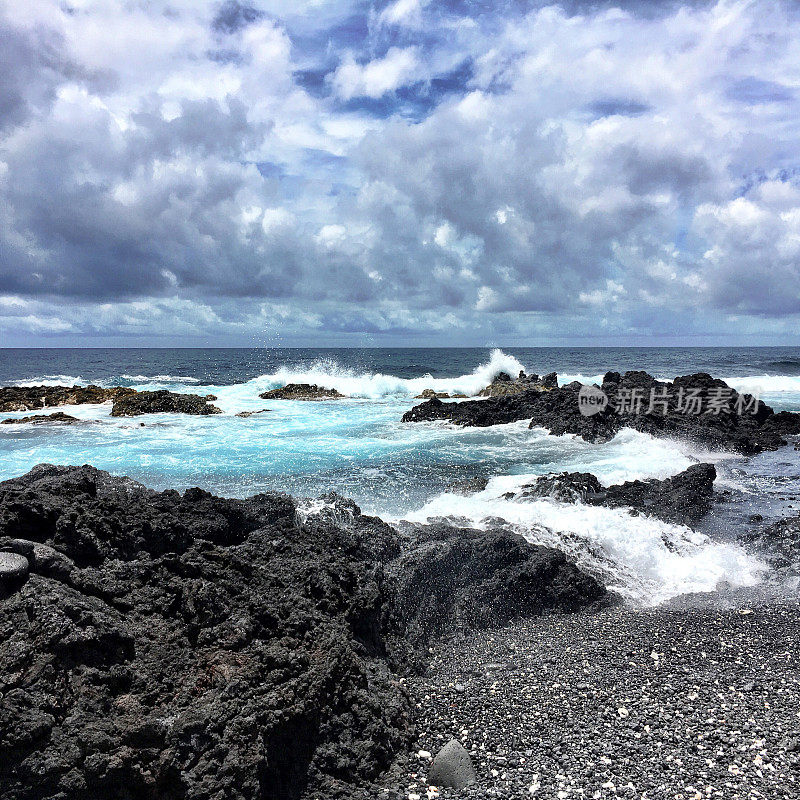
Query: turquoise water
[[1, 347, 798, 603]]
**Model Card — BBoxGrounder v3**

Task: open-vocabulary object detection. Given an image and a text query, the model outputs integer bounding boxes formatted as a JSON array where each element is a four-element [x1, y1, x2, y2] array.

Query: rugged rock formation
[[739, 513, 800, 571], [0, 385, 135, 412], [389, 523, 606, 649], [403, 371, 800, 455], [110, 390, 222, 417], [0, 466, 604, 800], [512, 464, 717, 528], [478, 370, 558, 398], [235, 409, 271, 417], [415, 389, 452, 399], [259, 384, 345, 401], [1, 412, 80, 425]]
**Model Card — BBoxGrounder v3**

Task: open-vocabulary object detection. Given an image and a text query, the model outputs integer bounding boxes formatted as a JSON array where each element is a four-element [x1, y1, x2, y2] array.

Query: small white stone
[[418, 750, 432, 760], [617, 707, 629, 718]]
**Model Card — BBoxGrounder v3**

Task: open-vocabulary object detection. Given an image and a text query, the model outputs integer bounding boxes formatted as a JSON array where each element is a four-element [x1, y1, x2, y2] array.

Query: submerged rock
[[403, 371, 800, 456], [415, 389, 451, 399], [427, 739, 476, 789], [110, 389, 222, 416], [0, 465, 603, 800], [235, 408, 271, 417], [0, 385, 135, 412], [1, 411, 80, 425], [259, 383, 345, 400]]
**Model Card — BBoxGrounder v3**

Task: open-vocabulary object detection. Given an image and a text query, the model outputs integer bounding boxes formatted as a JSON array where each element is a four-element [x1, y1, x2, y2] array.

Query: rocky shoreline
[[403, 370, 800, 455], [0, 465, 604, 800], [1, 366, 800, 799]]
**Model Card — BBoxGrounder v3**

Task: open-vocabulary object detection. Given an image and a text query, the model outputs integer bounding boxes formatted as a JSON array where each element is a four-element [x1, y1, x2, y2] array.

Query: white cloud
[[330, 47, 421, 100]]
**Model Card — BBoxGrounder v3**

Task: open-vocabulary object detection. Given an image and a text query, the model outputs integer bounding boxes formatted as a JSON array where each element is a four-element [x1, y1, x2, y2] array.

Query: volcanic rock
[[415, 389, 451, 399], [0, 385, 135, 412], [1, 412, 80, 425], [478, 370, 558, 398], [427, 739, 476, 789], [259, 383, 345, 400], [514, 464, 717, 527], [0, 465, 603, 800], [0, 551, 29, 593], [403, 371, 800, 455], [110, 390, 222, 416]]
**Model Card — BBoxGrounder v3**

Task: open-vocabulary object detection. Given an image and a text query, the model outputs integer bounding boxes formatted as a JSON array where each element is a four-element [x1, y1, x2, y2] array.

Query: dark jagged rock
[[403, 371, 800, 455], [478, 370, 558, 398], [415, 389, 452, 399], [739, 513, 800, 570], [1, 411, 80, 425], [389, 523, 606, 648], [259, 383, 345, 400], [0, 385, 135, 412], [0, 465, 603, 800], [235, 408, 271, 417], [514, 464, 717, 527], [110, 390, 222, 417]]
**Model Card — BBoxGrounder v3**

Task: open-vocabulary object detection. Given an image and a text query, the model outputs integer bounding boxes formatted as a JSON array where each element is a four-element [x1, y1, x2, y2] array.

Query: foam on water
[[400, 475, 766, 605], [212, 348, 525, 402]]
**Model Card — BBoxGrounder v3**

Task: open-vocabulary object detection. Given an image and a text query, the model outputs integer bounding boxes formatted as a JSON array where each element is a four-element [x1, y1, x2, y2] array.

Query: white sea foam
[[401, 475, 765, 605], [213, 348, 526, 403], [121, 374, 201, 384]]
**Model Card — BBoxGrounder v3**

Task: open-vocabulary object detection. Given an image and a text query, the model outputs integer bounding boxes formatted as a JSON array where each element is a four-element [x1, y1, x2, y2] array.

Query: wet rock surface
[[0, 465, 602, 800], [380, 605, 800, 799], [403, 371, 800, 455], [259, 383, 345, 400], [1, 412, 81, 425], [477, 370, 558, 398], [110, 390, 222, 416], [389, 523, 607, 651], [0, 385, 135, 412], [514, 463, 717, 528]]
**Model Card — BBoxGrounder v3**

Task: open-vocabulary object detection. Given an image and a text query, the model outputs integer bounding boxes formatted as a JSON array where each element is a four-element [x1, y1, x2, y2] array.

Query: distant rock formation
[[259, 383, 344, 400], [404, 371, 800, 456], [0, 385, 135, 412], [110, 390, 222, 416], [478, 370, 558, 397], [1, 412, 80, 425]]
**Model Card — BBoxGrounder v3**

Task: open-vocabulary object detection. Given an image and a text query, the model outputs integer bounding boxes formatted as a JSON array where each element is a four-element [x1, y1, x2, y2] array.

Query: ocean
[[2, 346, 800, 604]]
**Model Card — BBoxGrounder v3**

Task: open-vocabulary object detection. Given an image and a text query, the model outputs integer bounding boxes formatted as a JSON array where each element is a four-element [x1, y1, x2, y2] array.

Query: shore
[[368, 603, 800, 800]]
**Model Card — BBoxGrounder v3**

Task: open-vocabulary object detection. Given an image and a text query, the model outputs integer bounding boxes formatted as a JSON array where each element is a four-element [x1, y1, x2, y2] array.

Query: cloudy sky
[[1, 0, 799, 347]]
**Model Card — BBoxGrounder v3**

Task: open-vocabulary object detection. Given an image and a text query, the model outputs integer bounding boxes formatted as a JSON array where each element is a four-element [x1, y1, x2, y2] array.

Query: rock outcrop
[[0, 465, 604, 800], [0, 385, 135, 412], [1, 412, 80, 425], [512, 463, 717, 528], [110, 390, 222, 417], [478, 370, 558, 398], [389, 522, 606, 648], [259, 384, 345, 401], [403, 371, 800, 455]]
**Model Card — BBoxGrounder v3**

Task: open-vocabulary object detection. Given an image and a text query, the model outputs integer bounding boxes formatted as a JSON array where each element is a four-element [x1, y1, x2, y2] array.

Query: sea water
[[1, 346, 799, 603]]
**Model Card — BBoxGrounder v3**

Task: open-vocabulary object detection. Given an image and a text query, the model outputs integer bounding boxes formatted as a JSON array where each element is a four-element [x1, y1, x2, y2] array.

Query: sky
[[1, 0, 799, 347]]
